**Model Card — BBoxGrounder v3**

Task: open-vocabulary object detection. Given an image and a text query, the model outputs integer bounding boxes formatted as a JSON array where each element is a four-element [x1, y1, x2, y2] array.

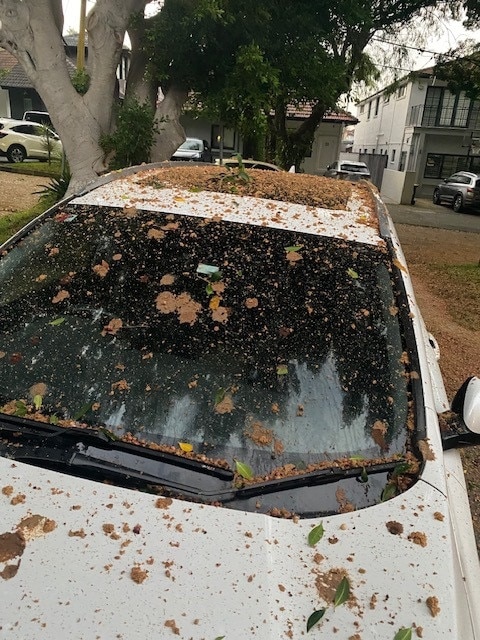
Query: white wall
[[380, 169, 417, 204], [353, 80, 425, 170]]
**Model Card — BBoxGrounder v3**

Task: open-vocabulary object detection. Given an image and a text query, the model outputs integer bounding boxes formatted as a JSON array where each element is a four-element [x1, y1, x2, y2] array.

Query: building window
[[374, 97, 380, 116], [424, 152, 479, 179], [211, 125, 236, 150], [384, 93, 390, 103], [397, 85, 406, 99], [391, 149, 396, 162], [367, 101, 372, 119], [422, 86, 478, 128], [360, 104, 365, 114]]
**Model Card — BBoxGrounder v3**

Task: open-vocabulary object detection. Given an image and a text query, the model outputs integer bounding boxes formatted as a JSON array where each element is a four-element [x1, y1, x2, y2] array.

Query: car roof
[[0, 118, 42, 126], [69, 164, 387, 248], [450, 171, 480, 178], [223, 158, 281, 170]]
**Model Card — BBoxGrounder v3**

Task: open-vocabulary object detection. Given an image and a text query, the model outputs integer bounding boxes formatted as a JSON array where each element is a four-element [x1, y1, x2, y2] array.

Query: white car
[[0, 117, 62, 163], [0, 165, 479, 639], [324, 160, 371, 180]]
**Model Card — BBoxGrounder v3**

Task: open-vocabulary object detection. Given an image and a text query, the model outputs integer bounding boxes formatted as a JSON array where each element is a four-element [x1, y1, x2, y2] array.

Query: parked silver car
[[433, 171, 480, 213], [171, 137, 213, 163], [324, 160, 370, 180]]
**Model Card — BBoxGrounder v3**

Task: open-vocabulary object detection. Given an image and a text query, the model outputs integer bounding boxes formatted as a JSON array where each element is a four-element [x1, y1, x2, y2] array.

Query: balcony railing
[[408, 104, 480, 129]]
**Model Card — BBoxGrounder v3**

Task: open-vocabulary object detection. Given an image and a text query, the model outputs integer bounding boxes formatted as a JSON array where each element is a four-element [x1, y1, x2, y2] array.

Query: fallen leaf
[[178, 442, 193, 452], [93, 260, 109, 278], [52, 290, 70, 304]]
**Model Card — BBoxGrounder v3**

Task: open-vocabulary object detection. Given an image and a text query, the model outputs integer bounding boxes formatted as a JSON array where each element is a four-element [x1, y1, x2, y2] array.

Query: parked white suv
[[0, 165, 479, 638], [0, 117, 62, 162]]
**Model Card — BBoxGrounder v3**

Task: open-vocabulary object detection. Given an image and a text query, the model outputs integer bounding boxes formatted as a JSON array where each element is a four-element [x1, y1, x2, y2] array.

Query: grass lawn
[[0, 199, 54, 245], [431, 263, 480, 332], [1, 160, 62, 178]]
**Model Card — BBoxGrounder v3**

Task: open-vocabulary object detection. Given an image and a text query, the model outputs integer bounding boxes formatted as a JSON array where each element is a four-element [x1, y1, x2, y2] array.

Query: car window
[[12, 125, 32, 134], [0, 205, 409, 476], [340, 163, 369, 173], [179, 139, 202, 151]]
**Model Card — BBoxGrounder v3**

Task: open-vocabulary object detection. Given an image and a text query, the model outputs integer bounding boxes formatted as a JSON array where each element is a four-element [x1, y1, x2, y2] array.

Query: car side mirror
[[440, 377, 480, 449]]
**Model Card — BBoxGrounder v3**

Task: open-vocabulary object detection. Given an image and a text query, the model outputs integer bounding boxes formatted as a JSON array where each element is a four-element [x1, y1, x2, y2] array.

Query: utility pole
[[76, 0, 87, 71]]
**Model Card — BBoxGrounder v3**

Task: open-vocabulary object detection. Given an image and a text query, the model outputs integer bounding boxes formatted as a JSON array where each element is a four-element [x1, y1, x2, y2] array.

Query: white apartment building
[[353, 68, 480, 198]]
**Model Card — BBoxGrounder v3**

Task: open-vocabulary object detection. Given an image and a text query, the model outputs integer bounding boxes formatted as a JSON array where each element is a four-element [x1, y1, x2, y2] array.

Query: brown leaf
[[101, 318, 123, 336], [52, 290, 70, 304], [160, 274, 175, 286], [93, 260, 109, 278], [148, 228, 165, 241]]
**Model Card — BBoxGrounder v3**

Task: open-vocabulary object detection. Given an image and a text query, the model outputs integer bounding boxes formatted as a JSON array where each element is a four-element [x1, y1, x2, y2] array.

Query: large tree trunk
[[275, 101, 328, 171], [150, 84, 189, 162], [0, 0, 149, 195]]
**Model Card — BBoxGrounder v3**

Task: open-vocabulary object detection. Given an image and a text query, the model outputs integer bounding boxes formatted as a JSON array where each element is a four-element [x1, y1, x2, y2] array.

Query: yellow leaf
[[209, 295, 221, 310], [178, 442, 193, 452]]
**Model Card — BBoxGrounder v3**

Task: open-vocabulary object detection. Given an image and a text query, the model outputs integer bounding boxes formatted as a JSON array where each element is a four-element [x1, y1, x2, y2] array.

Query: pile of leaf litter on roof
[[138, 165, 375, 211]]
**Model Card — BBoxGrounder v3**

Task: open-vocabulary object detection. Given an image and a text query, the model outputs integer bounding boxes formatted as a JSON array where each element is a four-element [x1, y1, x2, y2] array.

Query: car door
[[441, 173, 464, 204]]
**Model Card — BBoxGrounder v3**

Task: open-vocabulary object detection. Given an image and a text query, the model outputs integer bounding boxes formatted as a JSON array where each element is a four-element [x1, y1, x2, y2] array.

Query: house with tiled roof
[[180, 104, 358, 174], [0, 37, 130, 120]]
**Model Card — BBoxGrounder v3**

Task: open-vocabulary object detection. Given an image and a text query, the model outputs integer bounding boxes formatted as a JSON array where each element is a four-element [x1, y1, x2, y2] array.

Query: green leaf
[[347, 268, 359, 279], [206, 283, 214, 295], [49, 317, 65, 326], [99, 427, 120, 441], [276, 364, 288, 375], [349, 455, 364, 461], [235, 459, 254, 480], [33, 394, 43, 410], [14, 401, 27, 417], [49, 414, 59, 425], [308, 523, 325, 547], [392, 462, 411, 477], [360, 467, 369, 483], [333, 576, 350, 607], [73, 402, 94, 420], [215, 388, 226, 404], [306, 609, 326, 632], [381, 482, 397, 502], [210, 270, 223, 282], [394, 628, 412, 640], [285, 244, 304, 253]]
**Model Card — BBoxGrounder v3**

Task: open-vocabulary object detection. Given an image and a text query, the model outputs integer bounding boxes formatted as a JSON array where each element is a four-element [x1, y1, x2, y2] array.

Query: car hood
[[0, 456, 476, 639], [172, 149, 201, 159]]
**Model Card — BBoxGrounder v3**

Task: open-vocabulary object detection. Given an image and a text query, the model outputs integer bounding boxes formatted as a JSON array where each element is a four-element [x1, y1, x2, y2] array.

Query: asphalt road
[[387, 197, 480, 234]]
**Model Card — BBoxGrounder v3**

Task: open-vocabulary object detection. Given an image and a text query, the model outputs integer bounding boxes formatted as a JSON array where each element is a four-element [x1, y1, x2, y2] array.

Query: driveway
[[387, 197, 480, 233], [0, 170, 47, 215]]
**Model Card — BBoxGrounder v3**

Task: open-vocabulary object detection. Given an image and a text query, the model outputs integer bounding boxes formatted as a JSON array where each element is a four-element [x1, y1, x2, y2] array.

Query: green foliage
[[144, 0, 476, 168], [35, 167, 71, 205], [71, 68, 90, 95], [101, 98, 160, 170], [39, 124, 59, 165], [435, 41, 480, 101]]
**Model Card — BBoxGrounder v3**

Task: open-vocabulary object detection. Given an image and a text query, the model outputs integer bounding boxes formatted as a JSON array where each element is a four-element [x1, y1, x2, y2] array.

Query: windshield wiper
[[0, 415, 234, 494]]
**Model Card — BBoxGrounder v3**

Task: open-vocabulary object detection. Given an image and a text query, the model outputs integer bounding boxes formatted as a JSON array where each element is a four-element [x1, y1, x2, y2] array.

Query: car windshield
[[0, 203, 409, 476], [179, 139, 201, 151], [341, 164, 369, 173]]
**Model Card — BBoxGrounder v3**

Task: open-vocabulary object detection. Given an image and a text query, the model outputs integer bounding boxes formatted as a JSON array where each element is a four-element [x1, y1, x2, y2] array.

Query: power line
[[371, 36, 463, 59]]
